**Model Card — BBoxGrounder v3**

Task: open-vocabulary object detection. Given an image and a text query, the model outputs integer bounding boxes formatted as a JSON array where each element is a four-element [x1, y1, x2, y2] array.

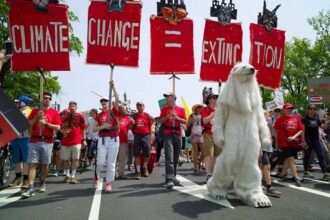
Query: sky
[[52, 0, 330, 116]]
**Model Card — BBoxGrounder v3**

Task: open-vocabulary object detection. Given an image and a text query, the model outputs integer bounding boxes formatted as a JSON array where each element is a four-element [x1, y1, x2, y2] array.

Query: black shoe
[[295, 178, 302, 187], [173, 178, 180, 186], [164, 181, 174, 189], [116, 175, 128, 180]]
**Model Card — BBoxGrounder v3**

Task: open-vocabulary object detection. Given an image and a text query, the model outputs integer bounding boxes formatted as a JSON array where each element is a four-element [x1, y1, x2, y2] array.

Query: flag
[[181, 97, 191, 119], [309, 96, 323, 104], [158, 98, 167, 110]]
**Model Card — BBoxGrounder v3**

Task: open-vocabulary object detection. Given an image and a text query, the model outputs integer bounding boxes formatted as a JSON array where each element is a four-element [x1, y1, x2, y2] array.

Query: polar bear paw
[[244, 191, 272, 208], [207, 184, 227, 200]]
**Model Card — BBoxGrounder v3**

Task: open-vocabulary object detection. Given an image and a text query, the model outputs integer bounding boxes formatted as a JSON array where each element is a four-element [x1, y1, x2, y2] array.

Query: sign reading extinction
[[200, 20, 242, 82], [249, 23, 285, 89]]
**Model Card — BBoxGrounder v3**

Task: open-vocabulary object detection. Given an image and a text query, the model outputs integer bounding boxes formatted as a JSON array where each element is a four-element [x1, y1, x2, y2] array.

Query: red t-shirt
[[160, 105, 186, 135], [119, 114, 131, 143], [200, 106, 215, 135], [132, 112, 153, 135], [61, 113, 86, 146], [29, 108, 61, 143], [273, 115, 304, 148], [95, 108, 120, 137]]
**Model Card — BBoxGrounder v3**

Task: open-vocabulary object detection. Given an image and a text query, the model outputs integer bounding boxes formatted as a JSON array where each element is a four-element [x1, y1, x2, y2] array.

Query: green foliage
[[280, 10, 330, 112], [0, 1, 83, 100]]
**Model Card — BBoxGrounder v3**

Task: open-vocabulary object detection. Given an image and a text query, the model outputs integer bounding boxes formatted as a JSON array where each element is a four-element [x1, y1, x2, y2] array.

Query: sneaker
[[21, 188, 35, 198], [62, 170, 67, 176], [323, 173, 330, 181], [92, 179, 99, 189], [39, 183, 46, 192], [9, 178, 22, 187], [51, 170, 59, 177], [64, 176, 71, 183], [117, 175, 128, 180], [303, 171, 314, 179], [163, 181, 174, 189], [295, 178, 302, 187], [266, 187, 282, 198], [21, 180, 29, 189], [104, 183, 112, 192], [70, 177, 78, 184], [134, 172, 141, 180], [173, 178, 180, 185], [206, 174, 212, 182], [142, 167, 149, 177]]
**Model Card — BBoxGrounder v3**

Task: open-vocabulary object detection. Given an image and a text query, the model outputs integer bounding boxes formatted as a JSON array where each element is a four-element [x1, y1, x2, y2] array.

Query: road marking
[[273, 180, 330, 198], [303, 178, 330, 185], [174, 175, 234, 209], [0, 187, 22, 208], [88, 179, 103, 220]]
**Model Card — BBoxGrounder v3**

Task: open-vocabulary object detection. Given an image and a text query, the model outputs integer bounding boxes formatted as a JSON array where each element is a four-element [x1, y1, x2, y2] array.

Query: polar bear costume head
[[219, 63, 262, 113]]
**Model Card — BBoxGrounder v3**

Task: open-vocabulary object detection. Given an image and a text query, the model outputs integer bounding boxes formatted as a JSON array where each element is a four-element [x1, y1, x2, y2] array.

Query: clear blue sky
[[52, 0, 330, 116]]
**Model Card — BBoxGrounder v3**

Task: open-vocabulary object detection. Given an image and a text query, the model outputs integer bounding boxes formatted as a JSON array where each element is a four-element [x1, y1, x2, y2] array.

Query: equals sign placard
[[165, 30, 182, 48]]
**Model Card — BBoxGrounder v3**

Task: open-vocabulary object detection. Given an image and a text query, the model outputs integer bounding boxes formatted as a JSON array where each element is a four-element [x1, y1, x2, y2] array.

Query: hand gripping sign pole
[[108, 64, 115, 124]]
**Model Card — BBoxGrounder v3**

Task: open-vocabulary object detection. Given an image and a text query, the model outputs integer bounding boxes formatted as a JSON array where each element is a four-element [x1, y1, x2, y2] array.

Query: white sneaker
[[39, 183, 46, 192], [104, 183, 112, 192]]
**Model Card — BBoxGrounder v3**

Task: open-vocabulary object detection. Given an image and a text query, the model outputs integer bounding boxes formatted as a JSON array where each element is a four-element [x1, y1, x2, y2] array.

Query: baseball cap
[[136, 101, 144, 106], [283, 103, 294, 109], [100, 97, 109, 102], [163, 92, 175, 97]]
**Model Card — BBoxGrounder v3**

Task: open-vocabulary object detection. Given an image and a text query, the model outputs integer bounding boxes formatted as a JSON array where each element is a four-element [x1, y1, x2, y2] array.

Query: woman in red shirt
[[273, 103, 306, 186]]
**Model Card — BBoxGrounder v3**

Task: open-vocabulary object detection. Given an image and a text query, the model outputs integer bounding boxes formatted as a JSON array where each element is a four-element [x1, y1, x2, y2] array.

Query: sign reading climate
[[86, 1, 142, 67], [8, 2, 70, 71]]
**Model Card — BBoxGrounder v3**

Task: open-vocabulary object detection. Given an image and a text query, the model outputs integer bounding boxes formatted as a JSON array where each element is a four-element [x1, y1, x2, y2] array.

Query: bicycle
[[0, 144, 14, 185]]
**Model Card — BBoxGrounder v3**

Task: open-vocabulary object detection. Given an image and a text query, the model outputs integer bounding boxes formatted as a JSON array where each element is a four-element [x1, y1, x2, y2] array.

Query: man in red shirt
[[60, 101, 87, 184], [92, 81, 120, 192], [117, 104, 134, 179], [159, 92, 186, 189], [21, 92, 61, 198], [132, 101, 153, 179], [200, 93, 220, 182]]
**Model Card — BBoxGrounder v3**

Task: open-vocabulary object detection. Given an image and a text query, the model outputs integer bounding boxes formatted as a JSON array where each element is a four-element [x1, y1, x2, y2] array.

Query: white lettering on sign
[[254, 41, 282, 69], [88, 18, 139, 51], [202, 38, 240, 65], [11, 22, 69, 54], [164, 30, 182, 48]]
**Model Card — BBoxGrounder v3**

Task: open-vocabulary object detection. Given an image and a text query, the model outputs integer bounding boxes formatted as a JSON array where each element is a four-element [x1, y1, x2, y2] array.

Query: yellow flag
[[181, 97, 191, 119]]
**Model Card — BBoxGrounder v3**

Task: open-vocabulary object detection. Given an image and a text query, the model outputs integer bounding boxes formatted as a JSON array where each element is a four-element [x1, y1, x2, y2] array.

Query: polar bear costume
[[207, 63, 272, 208]]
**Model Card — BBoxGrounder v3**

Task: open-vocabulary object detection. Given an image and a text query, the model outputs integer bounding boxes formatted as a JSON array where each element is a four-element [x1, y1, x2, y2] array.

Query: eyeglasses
[[43, 97, 52, 101]]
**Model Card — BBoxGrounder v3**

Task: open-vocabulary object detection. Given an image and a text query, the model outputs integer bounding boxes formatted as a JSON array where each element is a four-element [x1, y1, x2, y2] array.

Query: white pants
[[96, 137, 119, 183]]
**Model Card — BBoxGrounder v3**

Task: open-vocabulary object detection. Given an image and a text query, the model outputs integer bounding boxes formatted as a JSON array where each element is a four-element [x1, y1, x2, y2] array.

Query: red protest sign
[[249, 23, 285, 89], [150, 16, 194, 75], [8, 1, 70, 71], [86, 0, 142, 67], [200, 20, 242, 82]]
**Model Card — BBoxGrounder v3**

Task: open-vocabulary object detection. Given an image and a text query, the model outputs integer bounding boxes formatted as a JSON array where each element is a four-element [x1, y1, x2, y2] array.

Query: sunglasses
[[309, 108, 316, 110], [43, 97, 52, 101], [210, 97, 217, 100], [274, 109, 281, 112]]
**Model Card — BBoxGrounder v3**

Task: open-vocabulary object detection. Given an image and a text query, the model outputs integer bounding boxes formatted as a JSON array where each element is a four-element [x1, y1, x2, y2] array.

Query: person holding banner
[[92, 81, 120, 192], [21, 92, 61, 198], [159, 92, 187, 189], [201, 93, 220, 182]]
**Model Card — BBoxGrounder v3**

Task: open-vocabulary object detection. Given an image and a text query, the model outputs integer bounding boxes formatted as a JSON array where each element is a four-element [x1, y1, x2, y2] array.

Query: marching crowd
[[4, 81, 330, 200]]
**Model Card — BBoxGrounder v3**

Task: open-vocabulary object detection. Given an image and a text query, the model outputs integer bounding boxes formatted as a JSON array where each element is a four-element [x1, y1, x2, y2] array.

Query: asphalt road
[[0, 158, 329, 220]]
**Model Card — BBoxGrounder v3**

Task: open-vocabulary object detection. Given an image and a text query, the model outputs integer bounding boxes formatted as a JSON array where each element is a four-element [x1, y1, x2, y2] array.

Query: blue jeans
[[303, 138, 327, 173], [164, 133, 182, 182]]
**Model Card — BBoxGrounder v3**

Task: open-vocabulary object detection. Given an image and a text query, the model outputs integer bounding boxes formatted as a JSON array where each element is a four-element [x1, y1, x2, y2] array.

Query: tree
[[0, 1, 83, 101], [279, 10, 330, 112]]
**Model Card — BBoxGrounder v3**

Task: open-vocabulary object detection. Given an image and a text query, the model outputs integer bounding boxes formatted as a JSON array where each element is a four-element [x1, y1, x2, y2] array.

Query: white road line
[[273, 180, 330, 198], [88, 179, 103, 220], [0, 187, 22, 208], [174, 175, 234, 209]]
